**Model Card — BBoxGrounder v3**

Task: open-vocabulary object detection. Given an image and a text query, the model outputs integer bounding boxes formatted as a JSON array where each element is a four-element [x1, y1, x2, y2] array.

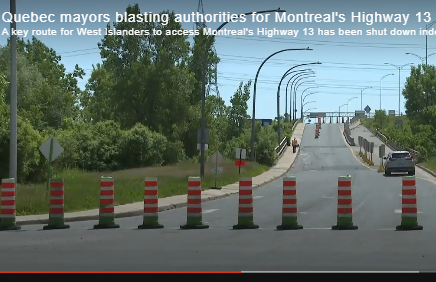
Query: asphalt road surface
[[1, 124, 436, 271]]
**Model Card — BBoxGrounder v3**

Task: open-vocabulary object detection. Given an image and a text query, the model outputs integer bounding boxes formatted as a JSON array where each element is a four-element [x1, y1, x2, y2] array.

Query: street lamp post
[[346, 97, 358, 115], [285, 68, 313, 122], [379, 73, 394, 110], [304, 108, 317, 119], [426, 21, 436, 66], [294, 79, 315, 119], [288, 72, 314, 120], [302, 91, 319, 104], [384, 62, 414, 115], [360, 86, 372, 111], [406, 52, 436, 65], [200, 8, 286, 177], [9, 0, 17, 181], [339, 103, 347, 118], [300, 87, 319, 119]]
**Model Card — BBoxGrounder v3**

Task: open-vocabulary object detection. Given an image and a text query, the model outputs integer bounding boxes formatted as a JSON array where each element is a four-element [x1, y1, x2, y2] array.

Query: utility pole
[[9, 0, 18, 181]]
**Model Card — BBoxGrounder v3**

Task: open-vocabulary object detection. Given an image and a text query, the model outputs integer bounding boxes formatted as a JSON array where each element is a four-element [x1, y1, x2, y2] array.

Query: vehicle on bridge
[[383, 151, 415, 176]]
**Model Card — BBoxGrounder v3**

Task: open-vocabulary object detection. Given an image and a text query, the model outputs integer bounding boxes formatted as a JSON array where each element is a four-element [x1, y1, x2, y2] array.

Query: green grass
[[14, 161, 268, 216], [420, 157, 436, 173]]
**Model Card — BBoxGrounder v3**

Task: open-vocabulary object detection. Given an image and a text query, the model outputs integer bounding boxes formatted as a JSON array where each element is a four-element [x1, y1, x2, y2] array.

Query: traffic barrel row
[[0, 176, 424, 231]]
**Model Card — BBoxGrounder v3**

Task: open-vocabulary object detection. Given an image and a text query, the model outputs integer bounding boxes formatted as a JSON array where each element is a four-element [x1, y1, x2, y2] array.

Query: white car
[[383, 151, 415, 176]]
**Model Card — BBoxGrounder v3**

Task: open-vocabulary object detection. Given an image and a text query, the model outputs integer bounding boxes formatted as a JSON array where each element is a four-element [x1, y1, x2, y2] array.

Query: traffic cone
[[0, 178, 21, 231], [138, 177, 163, 229], [396, 176, 423, 231], [233, 177, 259, 229], [332, 175, 358, 230], [277, 176, 303, 230], [43, 178, 70, 230], [94, 176, 120, 229], [181, 177, 209, 229]]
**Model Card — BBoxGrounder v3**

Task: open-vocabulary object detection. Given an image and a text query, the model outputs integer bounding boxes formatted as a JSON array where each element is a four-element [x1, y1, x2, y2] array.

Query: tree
[[227, 80, 252, 139]]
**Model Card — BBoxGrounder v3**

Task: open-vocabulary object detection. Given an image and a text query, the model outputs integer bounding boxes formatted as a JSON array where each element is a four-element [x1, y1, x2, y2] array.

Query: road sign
[[388, 110, 395, 116], [197, 144, 208, 151], [235, 148, 246, 160], [39, 137, 64, 162], [261, 119, 273, 127], [209, 151, 224, 165], [309, 112, 326, 118], [355, 111, 365, 118], [379, 144, 385, 157], [364, 105, 371, 113], [211, 167, 223, 174]]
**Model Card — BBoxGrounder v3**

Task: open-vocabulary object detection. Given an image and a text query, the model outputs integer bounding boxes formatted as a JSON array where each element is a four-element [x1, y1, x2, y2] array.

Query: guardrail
[[373, 129, 424, 163], [275, 119, 300, 158]]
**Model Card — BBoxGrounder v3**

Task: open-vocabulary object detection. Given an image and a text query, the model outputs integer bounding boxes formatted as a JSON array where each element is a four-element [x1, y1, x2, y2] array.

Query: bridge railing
[[374, 129, 425, 163], [275, 119, 300, 158]]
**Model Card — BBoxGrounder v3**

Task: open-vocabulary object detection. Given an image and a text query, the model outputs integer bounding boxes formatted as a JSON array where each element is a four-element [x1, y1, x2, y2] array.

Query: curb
[[416, 164, 436, 178], [17, 126, 305, 226]]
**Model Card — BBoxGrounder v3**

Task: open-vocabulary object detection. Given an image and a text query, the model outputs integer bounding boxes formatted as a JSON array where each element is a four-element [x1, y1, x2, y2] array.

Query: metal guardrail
[[374, 129, 424, 163], [275, 119, 300, 158]]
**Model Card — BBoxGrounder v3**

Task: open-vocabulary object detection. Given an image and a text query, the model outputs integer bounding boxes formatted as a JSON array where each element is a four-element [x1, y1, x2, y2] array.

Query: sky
[[1, 0, 435, 120]]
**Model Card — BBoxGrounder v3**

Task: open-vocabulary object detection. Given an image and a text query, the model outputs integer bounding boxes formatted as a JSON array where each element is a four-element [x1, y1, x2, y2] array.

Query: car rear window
[[392, 153, 410, 159]]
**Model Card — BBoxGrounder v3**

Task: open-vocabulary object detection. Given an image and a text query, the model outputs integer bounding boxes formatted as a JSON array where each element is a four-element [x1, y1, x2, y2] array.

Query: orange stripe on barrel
[[188, 190, 201, 195], [239, 198, 253, 204], [338, 198, 352, 205], [100, 181, 114, 187], [338, 190, 351, 196], [144, 190, 158, 195], [283, 198, 297, 204], [283, 181, 296, 186], [144, 181, 158, 187], [50, 182, 64, 188], [283, 190, 296, 196], [1, 192, 14, 197], [188, 198, 201, 204], [239, 207, 253, 213], [1, 182, 15, 188], [100, 199, 114, 204], [50, 208, 64, 214], [100, 190, 114, 196], [338, 181, 351, 187], [402, 207, 417, 213], [50, 199, 64, 205], [402, 198, 416, 205], [239, 181, 252, 186], [337, 208, 352, 214], [188, 181, 201, 187], [1, 209, 16, 214], [402, 189, 416, 195], [283, 208, 297, 213], [50, 190, 64, 196], [1, 200, 15, 205], [402, 180, 415, 186], [144, 199, 158, 204], [240, 189, 252, 195]]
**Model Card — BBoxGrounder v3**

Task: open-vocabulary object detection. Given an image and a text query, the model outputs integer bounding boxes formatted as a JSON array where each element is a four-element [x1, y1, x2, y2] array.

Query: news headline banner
[[2, 12, 436, 38]]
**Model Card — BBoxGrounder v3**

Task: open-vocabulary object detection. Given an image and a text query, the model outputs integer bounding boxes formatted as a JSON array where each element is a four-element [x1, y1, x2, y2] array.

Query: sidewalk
[[16, 123, 307, 225]]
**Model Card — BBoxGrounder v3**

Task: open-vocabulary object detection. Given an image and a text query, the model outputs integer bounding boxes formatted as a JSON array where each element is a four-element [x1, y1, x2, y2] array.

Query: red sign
[[235, 160, 246, 166]]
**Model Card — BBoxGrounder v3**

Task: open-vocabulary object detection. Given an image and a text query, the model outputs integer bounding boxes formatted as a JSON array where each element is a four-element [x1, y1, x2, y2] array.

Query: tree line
[[0, 4, 292, 183], [369, 64, 436, 159]]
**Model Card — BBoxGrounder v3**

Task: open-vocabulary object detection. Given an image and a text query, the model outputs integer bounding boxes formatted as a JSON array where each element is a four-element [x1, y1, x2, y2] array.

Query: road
[[1, 123, 436, 271]]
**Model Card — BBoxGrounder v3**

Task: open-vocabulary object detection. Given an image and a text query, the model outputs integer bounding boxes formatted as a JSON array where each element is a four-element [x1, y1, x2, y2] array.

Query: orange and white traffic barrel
[[332, 175, 358, 230], [277, 176, 303, 230], [43, 178, 70, 230], [0, 178, 20, 231], [138, 177, 164, 229], [396, 176, 423, 231], [94, 176, 120, 229], [233, 177, 259, 229], [181, 177, 209, 229]]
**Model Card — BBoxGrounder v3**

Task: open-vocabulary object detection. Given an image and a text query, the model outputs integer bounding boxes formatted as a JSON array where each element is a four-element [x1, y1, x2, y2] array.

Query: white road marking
[[353, 199, 366, 213], [323, 196, 335, 199], [298, 212, 308, 215], [394, 209, 422, 214], [253, 196, 263, 200], [202, 209, 219, 214], [307, 170, 317, 172], [304, 227, 331, 230], [399, 194, 402, 197]]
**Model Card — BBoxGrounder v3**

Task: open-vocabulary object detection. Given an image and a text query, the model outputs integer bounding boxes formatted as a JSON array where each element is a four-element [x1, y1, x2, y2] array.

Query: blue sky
[[1, 0, 435, 119]]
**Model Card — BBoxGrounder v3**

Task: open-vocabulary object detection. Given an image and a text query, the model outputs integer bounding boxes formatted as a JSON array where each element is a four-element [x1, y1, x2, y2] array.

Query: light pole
[[300, 87, 319, 119], [287, 71, 315, 120], [346, 97, 358, 115], [339, 103, 347, 118], [304, 108, 317, 120], [426, 21, 436, 66], [9, 0, 17, 181], [379, 73, 394, 110], [360, 86, 372, 111], [384, 62, 414, 115], [294, 79, 315, 119], [302, 91, 319, 104], [406, 52, 436, 65], [285, 68, 313, 122], [200, 8, 286, 177]]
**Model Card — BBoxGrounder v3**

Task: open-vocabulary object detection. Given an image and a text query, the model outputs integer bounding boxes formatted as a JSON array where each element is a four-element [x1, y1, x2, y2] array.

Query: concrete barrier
[[343, 121, 356, 146]]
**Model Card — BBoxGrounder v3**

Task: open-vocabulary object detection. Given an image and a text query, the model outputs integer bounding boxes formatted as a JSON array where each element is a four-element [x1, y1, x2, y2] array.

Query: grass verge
[[420, 157, 436, 174], [14, 161, 268, 216]]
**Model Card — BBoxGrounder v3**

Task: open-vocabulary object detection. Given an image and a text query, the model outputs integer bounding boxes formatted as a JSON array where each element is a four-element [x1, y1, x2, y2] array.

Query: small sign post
[[39, 137, 64, 191], [235, 148, 246, 176], [209, 151, 224, 190]]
